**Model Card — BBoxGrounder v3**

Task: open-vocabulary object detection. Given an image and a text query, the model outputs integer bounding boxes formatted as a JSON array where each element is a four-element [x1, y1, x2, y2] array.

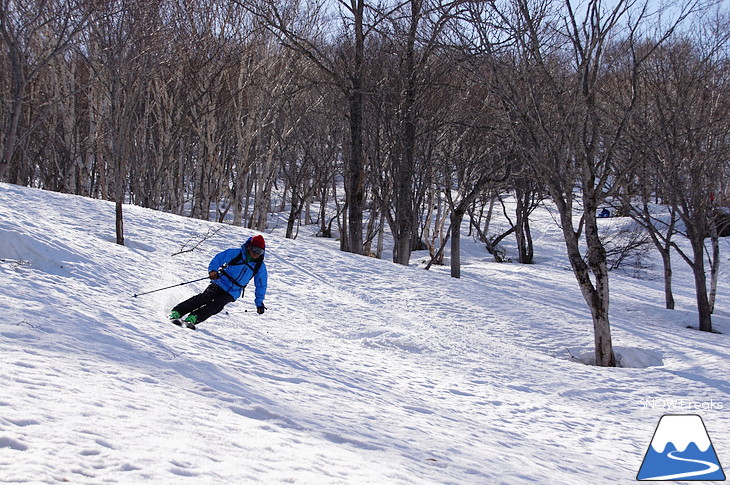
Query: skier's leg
[[190, 287, 235, 323], [172, 283, 219, 316]]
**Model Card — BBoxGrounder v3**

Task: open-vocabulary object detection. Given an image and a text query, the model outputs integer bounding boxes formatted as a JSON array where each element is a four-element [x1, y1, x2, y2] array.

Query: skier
[[168, 235, 268, 329]]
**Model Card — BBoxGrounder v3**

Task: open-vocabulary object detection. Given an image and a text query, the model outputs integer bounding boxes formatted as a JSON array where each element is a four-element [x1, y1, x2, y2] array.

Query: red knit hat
[[250, 235, 265, 249]]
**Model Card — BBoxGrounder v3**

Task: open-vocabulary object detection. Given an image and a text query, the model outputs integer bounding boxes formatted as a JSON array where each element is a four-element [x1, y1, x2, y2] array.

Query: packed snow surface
[[0, 183, 728, 484]]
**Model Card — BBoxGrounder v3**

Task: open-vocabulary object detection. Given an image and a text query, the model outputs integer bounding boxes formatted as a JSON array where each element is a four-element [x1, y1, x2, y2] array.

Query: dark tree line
[[1, 0, 728, 364]]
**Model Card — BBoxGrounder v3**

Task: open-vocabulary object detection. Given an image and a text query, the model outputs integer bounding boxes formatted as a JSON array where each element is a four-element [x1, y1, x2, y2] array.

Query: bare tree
[[637, 33, 728, 331], [241, 0, 383, 254], [434, 79, 511, 277], [0, 0, 91, 182], [510, 174, 544, 264], [86, 0, 166, 245], [388, 0, 465, 265], [485, 0, 656, 366]]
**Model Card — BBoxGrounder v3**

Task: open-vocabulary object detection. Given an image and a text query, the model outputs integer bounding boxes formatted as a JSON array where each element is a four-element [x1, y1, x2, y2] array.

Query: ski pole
[[132, 276, 209, 298]]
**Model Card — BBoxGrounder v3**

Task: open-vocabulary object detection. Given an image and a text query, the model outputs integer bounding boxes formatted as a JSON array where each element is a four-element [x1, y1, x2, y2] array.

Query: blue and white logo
[[637, 414, 726, 481]]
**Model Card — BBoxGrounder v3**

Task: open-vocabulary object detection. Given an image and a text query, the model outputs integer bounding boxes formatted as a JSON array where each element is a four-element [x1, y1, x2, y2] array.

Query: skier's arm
[[208, 248, 238, 273], [253, 264, 268, 307]]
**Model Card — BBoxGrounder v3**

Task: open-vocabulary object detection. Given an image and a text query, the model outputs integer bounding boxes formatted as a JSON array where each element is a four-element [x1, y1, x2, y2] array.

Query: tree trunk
[[393, 1, 420, 266], [583, 211, 615, 367], [344, 1, 366, 255], [557, 196, 616, 367], [660, 249, 675, 310], [483, 195, 496, 236], [376, 210, 385, 259], [319, 183, 330, 237], [689, 236, 713, 332], [708, 216, 720, 314], [450, 211, 464, 278], [654, 213, 676, 310], [346, 89, 365, 255], [286, 192, 301, 239], [115, 200, 124, 246], [515, 183, 535, 264]]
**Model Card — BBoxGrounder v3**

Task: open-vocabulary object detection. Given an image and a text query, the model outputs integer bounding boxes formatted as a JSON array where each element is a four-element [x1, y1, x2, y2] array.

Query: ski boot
[[169, 311, 184, 326], [182, 314, 198, 330]]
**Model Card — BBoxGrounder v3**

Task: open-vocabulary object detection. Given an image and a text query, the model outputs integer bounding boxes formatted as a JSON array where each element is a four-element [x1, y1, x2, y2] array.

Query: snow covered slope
[[0, 183, 728, 484]]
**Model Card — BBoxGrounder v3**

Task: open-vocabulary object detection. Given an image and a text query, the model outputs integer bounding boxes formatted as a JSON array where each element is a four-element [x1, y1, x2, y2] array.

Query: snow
[[0, 182, 728, 484]]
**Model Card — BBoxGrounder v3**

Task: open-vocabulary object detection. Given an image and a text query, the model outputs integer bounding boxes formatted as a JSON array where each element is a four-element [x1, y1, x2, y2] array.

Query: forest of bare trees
[[2, 0, 728, 364]]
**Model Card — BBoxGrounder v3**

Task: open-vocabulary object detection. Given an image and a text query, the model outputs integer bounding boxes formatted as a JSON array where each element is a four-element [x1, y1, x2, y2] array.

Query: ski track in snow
[[0, 183, 728, 484]]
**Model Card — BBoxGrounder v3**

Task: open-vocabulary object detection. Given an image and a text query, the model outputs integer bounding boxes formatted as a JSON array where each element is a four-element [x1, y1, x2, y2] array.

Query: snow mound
[[564, 346, 664, 368]]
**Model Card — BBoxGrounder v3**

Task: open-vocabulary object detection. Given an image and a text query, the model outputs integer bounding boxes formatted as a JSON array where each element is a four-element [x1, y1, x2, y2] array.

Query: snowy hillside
[[0, 182, 728, 484]]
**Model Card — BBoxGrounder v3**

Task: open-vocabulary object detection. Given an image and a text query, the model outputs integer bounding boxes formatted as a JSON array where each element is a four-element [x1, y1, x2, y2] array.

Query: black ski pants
[[173, 283, 235, 323]]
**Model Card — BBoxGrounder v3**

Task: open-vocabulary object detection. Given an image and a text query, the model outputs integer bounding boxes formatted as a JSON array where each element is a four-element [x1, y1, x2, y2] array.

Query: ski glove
[[257, 305, 266, 315], [209, 270, 219, 280]]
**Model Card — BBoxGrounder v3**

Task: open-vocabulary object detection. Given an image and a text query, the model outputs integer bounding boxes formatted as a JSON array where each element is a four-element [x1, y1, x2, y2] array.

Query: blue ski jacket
[[208, 240, 267, 306]]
